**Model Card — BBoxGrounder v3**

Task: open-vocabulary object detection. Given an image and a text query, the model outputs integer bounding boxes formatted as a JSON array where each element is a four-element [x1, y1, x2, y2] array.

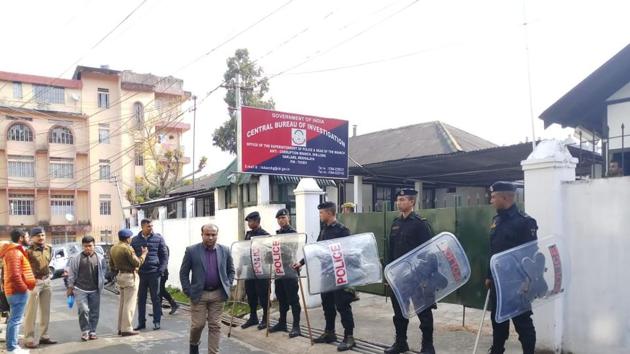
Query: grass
[[166, 286, 190, 305]]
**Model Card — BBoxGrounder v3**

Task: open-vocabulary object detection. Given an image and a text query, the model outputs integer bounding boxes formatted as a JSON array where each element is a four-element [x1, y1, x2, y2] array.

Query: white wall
[[561, 176, 630, 353], [133, 203, 285, 290]]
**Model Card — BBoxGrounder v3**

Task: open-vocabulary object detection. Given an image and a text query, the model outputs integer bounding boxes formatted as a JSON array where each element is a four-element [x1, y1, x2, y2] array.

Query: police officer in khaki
[[24, 227, 58, 349], [109, 229, 148, 336]]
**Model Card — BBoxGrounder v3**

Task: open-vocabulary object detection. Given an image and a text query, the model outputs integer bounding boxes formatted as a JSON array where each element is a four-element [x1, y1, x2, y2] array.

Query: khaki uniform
[[24, 244, 52, 345], [110, 241, 145, 333]]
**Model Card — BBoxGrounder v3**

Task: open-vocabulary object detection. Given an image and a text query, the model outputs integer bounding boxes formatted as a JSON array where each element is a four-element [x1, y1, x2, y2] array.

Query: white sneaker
[[8, 347, 30, 353]]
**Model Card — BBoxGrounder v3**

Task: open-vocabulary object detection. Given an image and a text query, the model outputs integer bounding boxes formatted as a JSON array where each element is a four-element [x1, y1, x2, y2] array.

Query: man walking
[[1, 228, 36, 353], [23, 227, 57, 349], [180, 224, 235, 354], [241, 212, 270, 330], [131, 219, 168, 331], [67, 236, 107, 342], [158, 246, 179, 315], [109, 229, 147, 336], [269, 208, 301, 338]]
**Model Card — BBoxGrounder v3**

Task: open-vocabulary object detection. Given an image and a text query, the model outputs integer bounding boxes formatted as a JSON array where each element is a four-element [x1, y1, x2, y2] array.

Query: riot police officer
[[269, 208, 302, 338], [241, 211, 271, 330], [485, 181, 538, 354], [292, 201, 356, 351], [385, 189, 435, 354]]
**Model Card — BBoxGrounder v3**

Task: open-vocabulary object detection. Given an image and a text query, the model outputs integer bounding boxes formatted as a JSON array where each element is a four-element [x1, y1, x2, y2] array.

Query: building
[[0, 66, 190, 243]]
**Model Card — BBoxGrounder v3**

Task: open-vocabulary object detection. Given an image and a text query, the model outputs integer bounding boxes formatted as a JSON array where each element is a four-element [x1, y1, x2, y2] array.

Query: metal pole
[[112, 175, 127, 228], [622, 123, 625, 173], [298, 275, 314, 345], [473, 290, 491, 354], [192, 95, 197, 188], [228, 279, 241, 337], [235, 71, 245, 239], [266, 264, 272, 337], [522, 0, 537, 149]]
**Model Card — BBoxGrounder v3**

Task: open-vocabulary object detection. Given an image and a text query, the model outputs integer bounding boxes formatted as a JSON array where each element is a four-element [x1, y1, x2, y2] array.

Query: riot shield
[[384, 232, 471, 318], [490, 236, 567, 323], [231, 240, 255, 280], [303, 232, 382, 295], [250, 233, 307, 279]]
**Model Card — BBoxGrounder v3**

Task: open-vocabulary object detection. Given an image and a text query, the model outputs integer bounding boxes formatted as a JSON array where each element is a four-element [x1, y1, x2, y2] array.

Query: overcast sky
[[2, 0, 629, 176]]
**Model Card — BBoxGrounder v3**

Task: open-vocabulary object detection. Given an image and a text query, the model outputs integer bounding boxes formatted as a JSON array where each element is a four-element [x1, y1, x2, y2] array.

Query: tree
[[212, 48, 275, 154]]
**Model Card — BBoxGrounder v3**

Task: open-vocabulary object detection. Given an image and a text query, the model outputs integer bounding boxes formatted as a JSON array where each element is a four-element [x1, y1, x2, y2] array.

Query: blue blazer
[[179, 243, 234, 302]]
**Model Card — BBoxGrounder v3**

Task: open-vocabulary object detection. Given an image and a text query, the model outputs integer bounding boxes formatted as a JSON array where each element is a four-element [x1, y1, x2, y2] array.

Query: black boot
[[488, 346, 504, 354], [313, 330, 337, 343], [241, 316, 258, 329], [419, 341, 435, 354], [289, 325, 301, 338], [337, 335, 356, 351], [269, 321, 287, 333], [257, 317, 268, 330], [384, 337, 409, 354], [189, 344, 199, 354]]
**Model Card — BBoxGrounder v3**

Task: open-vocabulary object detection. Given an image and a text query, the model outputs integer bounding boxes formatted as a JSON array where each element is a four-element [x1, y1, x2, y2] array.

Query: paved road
[[3, 279, 270, 354]]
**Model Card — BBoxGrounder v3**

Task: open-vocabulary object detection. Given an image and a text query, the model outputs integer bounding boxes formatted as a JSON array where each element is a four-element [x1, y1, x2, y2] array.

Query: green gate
[[338, 204, 506, 310]]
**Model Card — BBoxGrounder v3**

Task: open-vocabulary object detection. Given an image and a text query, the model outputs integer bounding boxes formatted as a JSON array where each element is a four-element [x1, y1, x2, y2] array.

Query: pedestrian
[[109, 229, 148, 337], [240, 211, 270, 330], [341, 202, 355, 214], [66, 236, 107, 342], [268, 208, 301, 338], [292, 201, 356, 351], [180, 224, 235, 354], [485, 181, 538, 354], [385, 189, 435, 354], [158, 246, 179, 315], [23, 227, 57, 349], [0, 228, 36, 354], [131, 219, 168, 331]]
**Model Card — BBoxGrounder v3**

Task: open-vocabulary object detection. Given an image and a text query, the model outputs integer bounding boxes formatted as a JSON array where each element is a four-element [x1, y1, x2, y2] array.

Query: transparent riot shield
[[490, 236, 567, 323], [384, 232, 471, 318], [231, 240, 255, 280], [250, 233, 307, 279], [303, 232, 382, 295]]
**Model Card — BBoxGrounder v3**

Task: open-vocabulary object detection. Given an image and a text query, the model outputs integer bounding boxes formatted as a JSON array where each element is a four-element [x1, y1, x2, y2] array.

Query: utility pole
[[235, 70, 245, 240], [523, 0, 537, 150], [192, 95, 197, 188], [111, 174, 127, 229]]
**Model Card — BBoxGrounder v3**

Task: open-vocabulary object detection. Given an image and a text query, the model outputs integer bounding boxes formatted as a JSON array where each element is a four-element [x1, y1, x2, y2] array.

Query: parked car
[[49, 242, 105, 279]]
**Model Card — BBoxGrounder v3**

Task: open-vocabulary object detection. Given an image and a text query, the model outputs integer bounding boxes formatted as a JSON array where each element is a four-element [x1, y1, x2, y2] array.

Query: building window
[[100, 230, 112, 243], [33, 85, 65, 104], [135, 146, 144, 166], [99, 160, 111, 180], [8, 155, 34, 178], [195, 195, 215, 217], [133, 102, 144, 128], [13, 82, 22, 99], [98, 124, 110, 144], [99, 195, 111, 215], [51, 195, 74, 216], [98, 88, 109, 108], [49, 158, 74, 178], [135, 182, 143, 194], [49, 126, 73, 144], [8, 123, 33, 142], [374, 186, 394, 212], [9, 194, 34, 215]]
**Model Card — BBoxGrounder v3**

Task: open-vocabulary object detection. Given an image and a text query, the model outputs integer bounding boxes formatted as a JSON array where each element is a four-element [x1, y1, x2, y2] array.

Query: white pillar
[[215, 188, 224, 210], [294, 178, 324, 308], [325, 185, 338, 207], [257, 175, 271, 205], [353, 175, 363, 212], [414, 181, 423, 210], [521, 139, 577, 353]]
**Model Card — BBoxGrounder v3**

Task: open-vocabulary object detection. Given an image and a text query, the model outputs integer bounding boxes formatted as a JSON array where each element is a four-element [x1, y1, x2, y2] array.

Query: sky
[[1, 0, 629, 177]]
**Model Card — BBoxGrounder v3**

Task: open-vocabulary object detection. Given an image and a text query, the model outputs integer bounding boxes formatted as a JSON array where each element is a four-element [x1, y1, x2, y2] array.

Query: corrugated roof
[[168, 171, 222, 195], [211, 159, 252, 188], [349, 121, 496, 167], [269, 175, 336, 188]]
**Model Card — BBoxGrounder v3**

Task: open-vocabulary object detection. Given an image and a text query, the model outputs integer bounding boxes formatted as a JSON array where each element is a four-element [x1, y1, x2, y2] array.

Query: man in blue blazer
[[180, 223, 235, 354]]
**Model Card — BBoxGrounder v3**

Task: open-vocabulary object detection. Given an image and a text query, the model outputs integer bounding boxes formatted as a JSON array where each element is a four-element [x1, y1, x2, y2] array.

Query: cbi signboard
[[238, 106, 349, 179]]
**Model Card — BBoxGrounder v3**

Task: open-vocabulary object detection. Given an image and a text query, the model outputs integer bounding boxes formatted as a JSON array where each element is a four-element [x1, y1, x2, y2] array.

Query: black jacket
[[388, 212, 433, 262], [245, 227, 270, 240]]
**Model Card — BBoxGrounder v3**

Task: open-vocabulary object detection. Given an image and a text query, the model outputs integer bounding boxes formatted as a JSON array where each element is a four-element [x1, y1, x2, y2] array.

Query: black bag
[[0, 266, 10, 312]]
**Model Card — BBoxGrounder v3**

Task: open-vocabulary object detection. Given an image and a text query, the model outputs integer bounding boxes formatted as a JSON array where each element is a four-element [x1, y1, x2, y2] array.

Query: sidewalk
[[230, 292, 528, 354]]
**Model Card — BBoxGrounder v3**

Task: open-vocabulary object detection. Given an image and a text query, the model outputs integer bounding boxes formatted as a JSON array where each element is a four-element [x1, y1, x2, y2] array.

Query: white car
[[49, 243, 104, 279]]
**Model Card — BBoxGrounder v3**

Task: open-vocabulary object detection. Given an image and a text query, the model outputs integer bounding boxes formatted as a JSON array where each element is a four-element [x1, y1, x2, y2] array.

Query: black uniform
[[274, 225, 301, 326], [245, 227, 270, 323], [318, 221, 355, 336], [388, 212, 435, 346], [488, 204, 538, 354]]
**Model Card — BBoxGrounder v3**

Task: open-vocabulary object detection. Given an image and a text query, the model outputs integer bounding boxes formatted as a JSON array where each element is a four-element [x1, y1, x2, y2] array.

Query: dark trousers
[[274, 278, 301, 324], [138, 273, 161, 326], [245, 279, 269, 320], [159, 272, 176, 307], [490, 291, 535, 354], [390, 293, 433, 344], [321, 289, 354, 335]]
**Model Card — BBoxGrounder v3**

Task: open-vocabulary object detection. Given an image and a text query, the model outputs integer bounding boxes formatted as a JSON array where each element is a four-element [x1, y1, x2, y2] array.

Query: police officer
[[292, 201, 356, 351], [485, 181, 538, 354], [385, 189, 435, 354], [110, 229, 148, 336], [241, 211, 271, 330], [268, 208, 302, 338]]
